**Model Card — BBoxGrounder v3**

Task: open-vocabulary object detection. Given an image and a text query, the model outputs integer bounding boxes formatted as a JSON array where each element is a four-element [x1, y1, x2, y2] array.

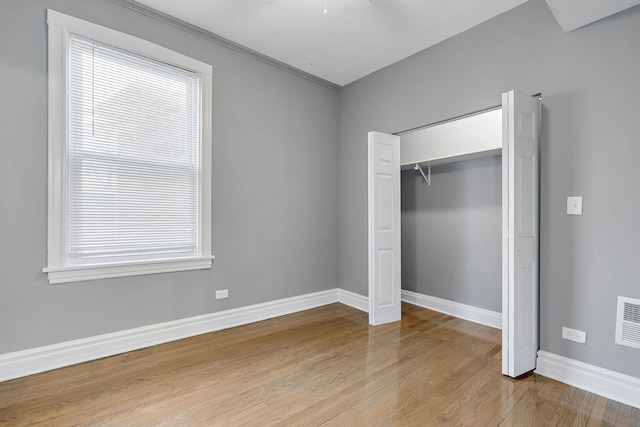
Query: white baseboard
[[401, 289, 502, 329], [337, 289, 368, 312], [4, 289, 638, 412], [535, 350, 640, 410], [0, 289, 339, 382]]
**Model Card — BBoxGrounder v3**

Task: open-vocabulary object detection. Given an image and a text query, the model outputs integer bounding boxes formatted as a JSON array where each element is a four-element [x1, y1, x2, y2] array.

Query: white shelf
[[400, 108, 502, 168]]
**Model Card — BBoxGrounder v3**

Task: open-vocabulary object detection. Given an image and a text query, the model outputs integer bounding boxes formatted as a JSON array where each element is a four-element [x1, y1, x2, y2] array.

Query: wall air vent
[[616, 296, 640, 349]]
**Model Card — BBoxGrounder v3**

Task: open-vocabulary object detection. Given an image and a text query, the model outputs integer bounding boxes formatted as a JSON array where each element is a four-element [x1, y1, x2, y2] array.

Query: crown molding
[[109, 0, 341, 91]]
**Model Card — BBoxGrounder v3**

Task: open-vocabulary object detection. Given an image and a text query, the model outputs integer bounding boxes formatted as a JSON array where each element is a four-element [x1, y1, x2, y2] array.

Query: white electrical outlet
[[215, 289, 229, 299], [562, 326, 586, 344]]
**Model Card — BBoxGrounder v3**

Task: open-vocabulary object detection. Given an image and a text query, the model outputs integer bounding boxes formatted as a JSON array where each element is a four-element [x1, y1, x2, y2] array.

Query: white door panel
[[502, 90, 540, 377], [368, 131, 401, 326]]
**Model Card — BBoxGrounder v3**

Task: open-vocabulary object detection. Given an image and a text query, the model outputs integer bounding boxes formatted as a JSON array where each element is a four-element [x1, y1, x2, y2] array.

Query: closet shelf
[[400, 108, 502, 169]]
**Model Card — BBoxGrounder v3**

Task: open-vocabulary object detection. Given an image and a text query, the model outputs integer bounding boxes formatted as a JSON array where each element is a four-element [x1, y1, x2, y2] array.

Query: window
[[44, 10, 213, 284]]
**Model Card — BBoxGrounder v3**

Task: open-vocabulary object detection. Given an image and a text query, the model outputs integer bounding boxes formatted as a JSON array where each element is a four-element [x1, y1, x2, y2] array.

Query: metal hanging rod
[[395, 92, 542, 136], [414, 163, 431, 186]]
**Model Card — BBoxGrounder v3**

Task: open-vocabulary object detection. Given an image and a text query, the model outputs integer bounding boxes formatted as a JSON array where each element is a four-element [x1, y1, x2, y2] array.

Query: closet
[[367, 90, 540, 377], [400, 108, 502, 323]]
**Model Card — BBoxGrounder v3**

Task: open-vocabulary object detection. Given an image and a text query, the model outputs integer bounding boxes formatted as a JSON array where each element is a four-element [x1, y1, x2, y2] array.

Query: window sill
[[43, 256, 215, 284]]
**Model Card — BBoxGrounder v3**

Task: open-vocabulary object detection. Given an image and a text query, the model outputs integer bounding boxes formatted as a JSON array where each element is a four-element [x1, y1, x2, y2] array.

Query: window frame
[[44, 10, 213, 284]]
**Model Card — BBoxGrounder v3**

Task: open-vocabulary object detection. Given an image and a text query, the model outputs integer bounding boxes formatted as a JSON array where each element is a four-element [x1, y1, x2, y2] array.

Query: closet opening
[[400, 107, 503, 329]]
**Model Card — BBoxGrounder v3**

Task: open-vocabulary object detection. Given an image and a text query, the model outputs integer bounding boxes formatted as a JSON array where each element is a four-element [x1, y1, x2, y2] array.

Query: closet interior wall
[[401, 155, 502, 313]]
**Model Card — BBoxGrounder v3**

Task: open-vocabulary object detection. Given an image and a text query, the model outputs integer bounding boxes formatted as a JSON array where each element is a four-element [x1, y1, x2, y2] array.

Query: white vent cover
[[616, 296, 640, 349]]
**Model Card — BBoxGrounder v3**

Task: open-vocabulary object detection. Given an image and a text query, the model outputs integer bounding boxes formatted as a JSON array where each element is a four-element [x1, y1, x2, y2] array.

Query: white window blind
[[68, 36, 201, 262]]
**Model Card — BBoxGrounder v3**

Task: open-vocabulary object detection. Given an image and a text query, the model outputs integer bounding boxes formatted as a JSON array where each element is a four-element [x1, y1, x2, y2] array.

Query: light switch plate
[[567, 196, 583, 215]]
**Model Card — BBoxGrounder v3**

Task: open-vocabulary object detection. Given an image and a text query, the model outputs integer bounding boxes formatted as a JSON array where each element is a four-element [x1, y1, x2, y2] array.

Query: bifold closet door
[[368, 131, 401, 326], [502, 90, 540, 378], [367, 91, 540, 377]]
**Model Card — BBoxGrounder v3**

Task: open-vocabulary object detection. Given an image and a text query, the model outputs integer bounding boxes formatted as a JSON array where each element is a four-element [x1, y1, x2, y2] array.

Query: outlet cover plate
[[215, 289, 229, 299], [562, 326, 586, 344]]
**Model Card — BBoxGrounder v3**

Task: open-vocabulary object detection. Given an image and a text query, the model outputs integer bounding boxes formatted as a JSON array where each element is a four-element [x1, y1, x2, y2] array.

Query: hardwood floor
[[1, 302, 639, 426]]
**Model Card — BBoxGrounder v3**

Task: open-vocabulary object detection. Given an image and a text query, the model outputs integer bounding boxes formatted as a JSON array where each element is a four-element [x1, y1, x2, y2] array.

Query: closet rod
[[396, 106, 500, 136], [414, 163, 431, 186], [394, 92, 542, 136]]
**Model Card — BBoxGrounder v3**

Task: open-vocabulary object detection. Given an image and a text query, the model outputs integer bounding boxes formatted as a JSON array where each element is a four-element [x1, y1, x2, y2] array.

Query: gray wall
[[338, 0, 640, 377], [401, 156, 502, 312], [0, 0, 339, 354]]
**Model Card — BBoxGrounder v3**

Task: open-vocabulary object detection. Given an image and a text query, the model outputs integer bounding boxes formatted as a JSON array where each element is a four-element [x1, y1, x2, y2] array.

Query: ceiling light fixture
[[301, 0, 371, 16]]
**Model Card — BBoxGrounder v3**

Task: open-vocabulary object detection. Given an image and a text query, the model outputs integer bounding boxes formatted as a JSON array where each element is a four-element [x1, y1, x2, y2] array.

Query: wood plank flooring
[[1, 302, 639, 426]]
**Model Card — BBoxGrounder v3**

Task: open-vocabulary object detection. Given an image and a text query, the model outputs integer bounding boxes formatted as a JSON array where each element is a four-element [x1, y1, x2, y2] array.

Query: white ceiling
[[131, 0, 640, 87], [132, 0, 529, 86]]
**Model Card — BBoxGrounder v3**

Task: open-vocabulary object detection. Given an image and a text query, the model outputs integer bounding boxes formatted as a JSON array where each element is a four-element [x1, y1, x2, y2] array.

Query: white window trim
[[44, 10, 214, 284]]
